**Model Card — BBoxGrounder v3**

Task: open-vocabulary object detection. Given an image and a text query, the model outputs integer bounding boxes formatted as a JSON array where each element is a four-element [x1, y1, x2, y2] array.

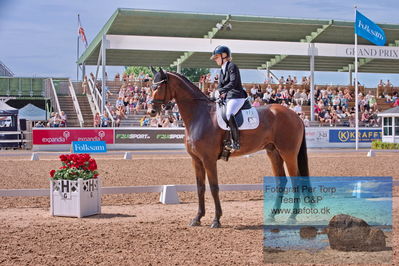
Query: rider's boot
[[228, 116, 240, 151]]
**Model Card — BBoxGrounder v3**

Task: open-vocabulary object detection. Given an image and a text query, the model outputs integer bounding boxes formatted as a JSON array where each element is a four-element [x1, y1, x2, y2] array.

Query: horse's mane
[[168, 72, 211, 102]]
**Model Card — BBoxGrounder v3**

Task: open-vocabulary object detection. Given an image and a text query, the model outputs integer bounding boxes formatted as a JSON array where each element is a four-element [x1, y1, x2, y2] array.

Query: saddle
[[215, 98, 260, 161], [216, 98, 260, 130]]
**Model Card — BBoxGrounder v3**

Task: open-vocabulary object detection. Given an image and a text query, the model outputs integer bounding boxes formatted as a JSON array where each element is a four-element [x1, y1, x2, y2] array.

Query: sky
[[1, 0, 399, 86]]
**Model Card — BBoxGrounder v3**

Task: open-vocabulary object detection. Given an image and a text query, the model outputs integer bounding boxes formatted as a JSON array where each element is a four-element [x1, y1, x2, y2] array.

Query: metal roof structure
[[78, 8, 399, 73], [380, 106, 399, 115]]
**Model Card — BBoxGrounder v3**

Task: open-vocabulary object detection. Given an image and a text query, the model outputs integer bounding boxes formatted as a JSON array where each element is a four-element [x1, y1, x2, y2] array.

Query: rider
[[211, 45, 247, 151]]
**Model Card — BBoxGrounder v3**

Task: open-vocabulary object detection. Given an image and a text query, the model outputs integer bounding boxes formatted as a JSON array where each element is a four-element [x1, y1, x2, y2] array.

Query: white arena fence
[[0, 184, 263, 204]]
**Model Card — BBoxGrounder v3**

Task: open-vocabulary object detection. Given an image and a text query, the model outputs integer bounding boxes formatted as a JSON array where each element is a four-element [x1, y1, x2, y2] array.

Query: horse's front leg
[[203, 159, 222, 228], [189, 156, 206, 226]]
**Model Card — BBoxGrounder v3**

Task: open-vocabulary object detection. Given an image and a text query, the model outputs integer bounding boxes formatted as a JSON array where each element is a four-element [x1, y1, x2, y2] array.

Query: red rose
[[59, 155, 68, 162], [49, 169, 56, 178], [82, 154, 90, 162], [88, 159, 97, 171]]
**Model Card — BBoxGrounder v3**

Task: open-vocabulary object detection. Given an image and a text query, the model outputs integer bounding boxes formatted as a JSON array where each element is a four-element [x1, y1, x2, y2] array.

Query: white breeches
[[226, 98, 246, 120]]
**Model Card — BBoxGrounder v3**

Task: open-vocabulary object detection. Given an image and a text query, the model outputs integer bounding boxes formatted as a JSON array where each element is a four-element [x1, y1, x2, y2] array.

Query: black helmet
[[210, 45, 231, 60]]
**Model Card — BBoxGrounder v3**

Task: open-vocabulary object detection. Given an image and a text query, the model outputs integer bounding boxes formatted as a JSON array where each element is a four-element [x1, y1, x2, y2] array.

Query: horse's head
[[147, 67, 174, 117]]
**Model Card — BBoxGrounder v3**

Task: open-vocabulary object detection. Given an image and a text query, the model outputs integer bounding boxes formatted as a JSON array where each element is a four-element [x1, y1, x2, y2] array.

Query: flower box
[[49, 153, 101, 218], [50, 177, 101, 218]]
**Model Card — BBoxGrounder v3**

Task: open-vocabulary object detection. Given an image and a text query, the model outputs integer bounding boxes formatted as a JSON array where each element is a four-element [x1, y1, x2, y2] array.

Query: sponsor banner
[[33, 129, 114, 145], [72, 141, 107, 153], [305, 127, 329, 145], [329, 129, 382, 143], [115, 129, 185, 144]]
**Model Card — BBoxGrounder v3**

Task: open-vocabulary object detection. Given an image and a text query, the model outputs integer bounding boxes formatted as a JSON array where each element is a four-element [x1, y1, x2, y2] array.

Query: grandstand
[[1, 9, 398, 129]]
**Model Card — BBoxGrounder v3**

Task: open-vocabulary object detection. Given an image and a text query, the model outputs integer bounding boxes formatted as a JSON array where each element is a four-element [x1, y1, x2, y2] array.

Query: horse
[[148, 68, 310, 228]]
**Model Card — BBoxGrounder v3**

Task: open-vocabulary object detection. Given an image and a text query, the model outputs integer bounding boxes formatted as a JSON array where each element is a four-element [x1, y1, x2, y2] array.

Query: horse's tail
[[297, 128, 313, 200], [297, 128, 309, 177]]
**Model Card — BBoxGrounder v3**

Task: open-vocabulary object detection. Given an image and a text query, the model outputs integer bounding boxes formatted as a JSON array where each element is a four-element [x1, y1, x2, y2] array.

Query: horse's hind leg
[[189, 156, 206, 226], [279, 151, 301, 223], [266, 149, 286, 221]]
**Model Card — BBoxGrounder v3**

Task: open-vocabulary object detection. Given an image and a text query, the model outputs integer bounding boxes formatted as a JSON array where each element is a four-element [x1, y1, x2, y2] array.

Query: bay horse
[[148, 68, 310, 228]]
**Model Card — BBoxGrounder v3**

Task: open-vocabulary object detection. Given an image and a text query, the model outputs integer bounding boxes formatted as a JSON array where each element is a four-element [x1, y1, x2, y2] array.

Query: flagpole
[[354, 6, 359, 150], [77, 14, 80, 81]]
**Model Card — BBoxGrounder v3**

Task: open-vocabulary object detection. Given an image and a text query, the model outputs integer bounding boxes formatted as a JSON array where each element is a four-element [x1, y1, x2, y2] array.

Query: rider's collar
[[221, 61, 229, 75]]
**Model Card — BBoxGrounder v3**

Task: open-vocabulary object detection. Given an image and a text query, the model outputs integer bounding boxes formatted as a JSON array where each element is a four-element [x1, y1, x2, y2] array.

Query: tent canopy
[[18, 103, 47, 121], [0, 101, 18, 115], [78, 8, 399, 73]]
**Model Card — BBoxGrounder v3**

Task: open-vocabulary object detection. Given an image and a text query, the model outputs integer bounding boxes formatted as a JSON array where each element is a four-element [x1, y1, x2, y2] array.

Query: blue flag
[[355, 10, 386, 46]]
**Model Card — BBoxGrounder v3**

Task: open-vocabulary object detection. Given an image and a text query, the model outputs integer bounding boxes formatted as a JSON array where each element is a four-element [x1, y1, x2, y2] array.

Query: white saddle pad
[[216, 104, 260, 130]]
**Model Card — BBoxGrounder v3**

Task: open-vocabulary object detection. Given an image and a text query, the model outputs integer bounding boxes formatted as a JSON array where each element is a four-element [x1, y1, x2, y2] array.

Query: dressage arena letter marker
[[159, 185, 180, 204]]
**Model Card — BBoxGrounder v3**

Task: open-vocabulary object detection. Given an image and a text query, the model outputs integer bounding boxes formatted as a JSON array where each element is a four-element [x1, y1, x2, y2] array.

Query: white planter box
[[50, 178, 101, 218]]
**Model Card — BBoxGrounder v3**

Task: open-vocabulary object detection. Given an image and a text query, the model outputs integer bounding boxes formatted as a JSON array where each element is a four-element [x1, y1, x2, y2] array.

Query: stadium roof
[[78, 8, 399, 73]]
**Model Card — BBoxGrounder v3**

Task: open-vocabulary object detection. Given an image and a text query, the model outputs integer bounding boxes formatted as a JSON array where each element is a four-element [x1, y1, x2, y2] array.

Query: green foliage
[[371, 140, 399, 150], [124, 66, 210, 83], [124, 66, 153, 77]]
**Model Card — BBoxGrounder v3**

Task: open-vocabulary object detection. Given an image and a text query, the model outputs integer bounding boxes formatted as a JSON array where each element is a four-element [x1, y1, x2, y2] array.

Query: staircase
[[77, 95, 94, 127], [58, 96, 80, 127]]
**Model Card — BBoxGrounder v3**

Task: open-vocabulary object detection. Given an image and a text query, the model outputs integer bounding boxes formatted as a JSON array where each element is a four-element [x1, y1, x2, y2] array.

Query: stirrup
[[231, 142, 240, 151]]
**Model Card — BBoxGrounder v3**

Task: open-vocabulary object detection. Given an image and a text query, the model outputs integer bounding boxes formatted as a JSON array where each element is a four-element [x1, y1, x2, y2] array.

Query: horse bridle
[[151, 77, 168, 104]]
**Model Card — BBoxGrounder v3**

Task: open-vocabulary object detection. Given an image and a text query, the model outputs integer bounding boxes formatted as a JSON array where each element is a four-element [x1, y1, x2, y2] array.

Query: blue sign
[[72, 141, 107, 153], [355, 10, 386, 46], [329, 129, 381, 143]]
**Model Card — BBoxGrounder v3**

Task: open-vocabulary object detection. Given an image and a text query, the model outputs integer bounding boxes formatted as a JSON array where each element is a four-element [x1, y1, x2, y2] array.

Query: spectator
[[101, 112, 110, 127], [262, 90, 271, 103], [93, 112, 101, 127], [250, 85, 257, 100], [303, 115, 310, 127], [293, 89, 302, 105], [115, 97, 124, 109], [361, 110, 370, 125], [82, 75, 88, 95], [140, 115, 150, 126], [60, 111, 67, 127], [252, 97, 261, 107], [330, 110, 340, 126], [171, 101, 180, 121], [114, 73, 120, 81], [368, 94, 377, 110]]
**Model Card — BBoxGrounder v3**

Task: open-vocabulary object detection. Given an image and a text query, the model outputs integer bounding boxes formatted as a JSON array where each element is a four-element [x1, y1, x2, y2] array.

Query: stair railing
[[68, 79, 84, 127], [44, 78, 61, 114], [88, 78, 115, 127]]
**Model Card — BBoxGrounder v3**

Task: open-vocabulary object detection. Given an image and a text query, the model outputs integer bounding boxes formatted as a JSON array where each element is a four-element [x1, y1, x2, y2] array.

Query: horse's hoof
[[210, 221, 221, 228], [189, 219, 201, 226]]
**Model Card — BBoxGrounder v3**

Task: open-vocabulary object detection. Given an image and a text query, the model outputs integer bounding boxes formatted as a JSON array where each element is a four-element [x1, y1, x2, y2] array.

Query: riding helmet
[[210, 45, 231, 60]]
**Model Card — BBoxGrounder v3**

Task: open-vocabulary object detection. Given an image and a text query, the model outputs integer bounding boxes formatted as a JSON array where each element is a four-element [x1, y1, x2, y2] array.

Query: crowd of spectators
[[35, 111, 67, 127], [93, 72, 183, 128], [31, 72, 394, 129]]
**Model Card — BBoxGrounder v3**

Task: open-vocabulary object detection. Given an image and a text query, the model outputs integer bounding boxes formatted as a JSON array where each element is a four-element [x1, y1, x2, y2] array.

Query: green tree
[[124, 66, 210, 82]]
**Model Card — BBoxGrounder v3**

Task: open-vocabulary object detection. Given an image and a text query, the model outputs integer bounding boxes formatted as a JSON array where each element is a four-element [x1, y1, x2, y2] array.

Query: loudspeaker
[[20, 119, 27, 131]]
